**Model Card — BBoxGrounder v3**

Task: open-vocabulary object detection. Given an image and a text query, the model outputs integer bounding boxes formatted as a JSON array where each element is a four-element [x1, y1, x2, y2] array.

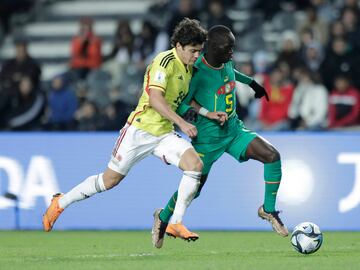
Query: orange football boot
[[166, 223, 199, 241], [42, 193, 64, 232]]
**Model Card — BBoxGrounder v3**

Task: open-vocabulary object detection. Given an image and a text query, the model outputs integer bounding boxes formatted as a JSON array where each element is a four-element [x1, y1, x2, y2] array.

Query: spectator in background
[[98, 99, 134, 131], [70, 17, 102, 80], [103, 20, 134, 64], [257, 67, 294, 131], [0, 38, 41, 93], [327, 20, 346, 52], [340, 0, 360, 17], [320, 37, 360, 90], [328, 75, 360, 129], [299, 27, 315, 52], [133, 20, 159, 70], [235, 61, 255, 120], [74, 100, 101, 131], [0, 38, 41, 128], [340, 8, 360, 50], [303, 41, 324, 72], [203, 0, 234, 31], [288, 68, 328, 130], [46, 74, 78, 131], [297, 6, 329, 46], [4, 76, 45, 131], [166, 0, 199, 42], [242, 51, 272, 130], [275, 30, 304, 79], [310, 0, 336, 23], [102, 20, 135, 88], [253, 50, 271, 74]]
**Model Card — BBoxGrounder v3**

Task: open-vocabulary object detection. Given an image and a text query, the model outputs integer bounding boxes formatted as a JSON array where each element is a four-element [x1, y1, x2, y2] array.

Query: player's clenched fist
[[206, 111, 228, 126]]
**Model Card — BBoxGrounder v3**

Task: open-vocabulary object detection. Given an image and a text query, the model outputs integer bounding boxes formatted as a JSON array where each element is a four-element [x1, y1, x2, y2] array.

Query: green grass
[[0, 231, 359, 270]]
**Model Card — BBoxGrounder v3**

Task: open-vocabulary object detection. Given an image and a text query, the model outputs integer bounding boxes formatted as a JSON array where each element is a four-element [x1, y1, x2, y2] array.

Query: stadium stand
[[0, 0, 359, 131]]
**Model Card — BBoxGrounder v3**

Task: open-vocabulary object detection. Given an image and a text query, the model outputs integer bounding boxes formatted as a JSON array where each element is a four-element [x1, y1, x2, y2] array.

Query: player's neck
[[204, 53, 223, 69]]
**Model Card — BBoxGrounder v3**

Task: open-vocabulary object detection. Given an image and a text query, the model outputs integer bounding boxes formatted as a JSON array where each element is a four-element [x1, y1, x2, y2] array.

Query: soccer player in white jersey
[[42, 18, 223, 248]]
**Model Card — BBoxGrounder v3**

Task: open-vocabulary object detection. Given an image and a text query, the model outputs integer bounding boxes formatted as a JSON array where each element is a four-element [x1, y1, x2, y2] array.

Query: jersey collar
[[172, 47, 190, 73], [201, 55, 224, 70]]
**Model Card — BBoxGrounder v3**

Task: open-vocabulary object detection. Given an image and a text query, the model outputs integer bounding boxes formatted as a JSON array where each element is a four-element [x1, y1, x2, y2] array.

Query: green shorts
[[192, 122, 257, 175]]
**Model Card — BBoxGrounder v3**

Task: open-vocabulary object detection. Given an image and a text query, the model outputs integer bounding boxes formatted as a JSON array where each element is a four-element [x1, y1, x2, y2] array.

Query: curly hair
[[170, 18, 207, 47]]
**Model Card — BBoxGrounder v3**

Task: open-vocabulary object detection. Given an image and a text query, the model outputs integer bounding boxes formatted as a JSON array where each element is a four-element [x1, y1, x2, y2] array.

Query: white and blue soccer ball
[[291, 222, 323, 254]]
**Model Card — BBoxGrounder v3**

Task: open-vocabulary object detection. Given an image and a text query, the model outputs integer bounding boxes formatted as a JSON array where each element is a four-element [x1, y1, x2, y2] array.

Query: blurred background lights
[[278, 159, 314, 205]]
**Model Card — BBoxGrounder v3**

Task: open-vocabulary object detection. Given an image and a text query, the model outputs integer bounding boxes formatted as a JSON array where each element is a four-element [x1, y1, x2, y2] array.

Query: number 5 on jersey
[[225, 93, 233, 112]]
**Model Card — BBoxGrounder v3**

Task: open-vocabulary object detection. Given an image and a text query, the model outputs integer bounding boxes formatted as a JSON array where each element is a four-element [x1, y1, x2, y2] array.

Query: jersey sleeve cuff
[[148, 84, 166, 92]]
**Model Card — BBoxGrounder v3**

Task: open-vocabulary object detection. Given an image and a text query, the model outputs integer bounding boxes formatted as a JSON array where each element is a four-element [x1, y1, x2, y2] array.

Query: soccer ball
[[291, 222, 323, 254]]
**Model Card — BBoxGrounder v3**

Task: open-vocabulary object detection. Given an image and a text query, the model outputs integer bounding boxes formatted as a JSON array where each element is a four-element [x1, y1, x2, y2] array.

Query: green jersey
[[177, 54, 253, 143]]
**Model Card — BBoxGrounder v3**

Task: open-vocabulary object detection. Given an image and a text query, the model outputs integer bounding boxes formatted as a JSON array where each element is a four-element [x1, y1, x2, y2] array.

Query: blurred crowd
[[0, 0, 359, 132]]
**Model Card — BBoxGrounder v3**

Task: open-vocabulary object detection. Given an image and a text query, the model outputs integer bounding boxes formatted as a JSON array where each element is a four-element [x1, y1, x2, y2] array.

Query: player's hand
[[249, 80, 269, 101], [206, 111, 228, 126], [183, 107, 198, 122], [179, 120, 198, 138]]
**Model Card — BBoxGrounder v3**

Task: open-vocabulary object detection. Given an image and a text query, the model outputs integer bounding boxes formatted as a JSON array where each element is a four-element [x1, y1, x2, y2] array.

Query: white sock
[[58, 173, 106, 209], [170, 171, 201, 224]]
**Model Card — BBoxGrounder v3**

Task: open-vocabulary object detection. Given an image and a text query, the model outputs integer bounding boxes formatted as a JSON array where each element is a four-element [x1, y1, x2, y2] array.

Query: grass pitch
[[0, 231, 359, 270]]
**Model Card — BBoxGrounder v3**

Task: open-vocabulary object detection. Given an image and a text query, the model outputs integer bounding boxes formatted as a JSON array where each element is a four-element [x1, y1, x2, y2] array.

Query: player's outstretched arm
[[249, 80, 269, 101], [234, 69, 269, 101], [149, 88, 197, 138]]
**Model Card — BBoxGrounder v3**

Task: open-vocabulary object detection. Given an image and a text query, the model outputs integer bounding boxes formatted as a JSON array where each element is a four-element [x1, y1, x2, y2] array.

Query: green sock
[[263, 160, 282, 213], [159, 191, 178, 223]]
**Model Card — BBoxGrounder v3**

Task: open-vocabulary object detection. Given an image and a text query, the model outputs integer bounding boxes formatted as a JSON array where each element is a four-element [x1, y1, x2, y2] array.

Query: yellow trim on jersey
[[214, 94, 218, 111], [148, 84, 166, 92], [228, 109, 236, 118]]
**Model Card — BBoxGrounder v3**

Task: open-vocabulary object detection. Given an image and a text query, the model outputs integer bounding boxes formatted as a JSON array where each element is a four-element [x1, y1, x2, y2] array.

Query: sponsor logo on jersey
[[224, 76, 229, 82], [217, 81, 235, 95], [177, 75, 184, 80]]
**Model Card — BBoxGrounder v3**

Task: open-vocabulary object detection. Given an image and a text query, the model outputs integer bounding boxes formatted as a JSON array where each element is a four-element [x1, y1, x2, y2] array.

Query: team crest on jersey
[[224, 76, 229, 82], [217, 81, 235, 95], [154, 70, 166, 83], [177, 75, 184, 80]]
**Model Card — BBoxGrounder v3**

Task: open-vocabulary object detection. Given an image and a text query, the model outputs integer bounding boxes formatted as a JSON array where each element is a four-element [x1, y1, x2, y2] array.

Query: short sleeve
[[148, 59, 172, 93]]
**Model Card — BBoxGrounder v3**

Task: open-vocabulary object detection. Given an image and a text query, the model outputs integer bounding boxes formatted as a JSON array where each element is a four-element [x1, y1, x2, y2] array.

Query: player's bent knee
[[268, 149, 280, 163], [193, 158, 203, 172], [264, 147, 280, 163], [103, 169, 125, 189], [179, 149, 203, 172], [184, 157, 203, 172]]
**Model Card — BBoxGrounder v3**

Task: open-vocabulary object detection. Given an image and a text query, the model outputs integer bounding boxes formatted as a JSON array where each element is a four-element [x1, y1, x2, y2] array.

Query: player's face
[[215, 33, 235, 64], [176, 43, 203, 65]]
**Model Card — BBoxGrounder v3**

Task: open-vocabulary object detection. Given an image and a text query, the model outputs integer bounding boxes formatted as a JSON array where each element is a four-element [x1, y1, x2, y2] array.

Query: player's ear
[[175, 42, 183, 50]]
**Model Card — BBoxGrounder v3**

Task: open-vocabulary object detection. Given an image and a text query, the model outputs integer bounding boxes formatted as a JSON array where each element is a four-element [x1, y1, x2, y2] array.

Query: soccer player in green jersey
[[155, 25, 289, 242], [42, 19, 223, 249]]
